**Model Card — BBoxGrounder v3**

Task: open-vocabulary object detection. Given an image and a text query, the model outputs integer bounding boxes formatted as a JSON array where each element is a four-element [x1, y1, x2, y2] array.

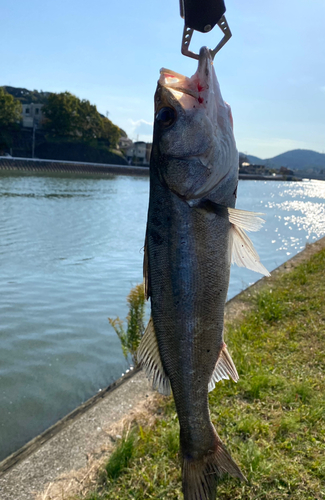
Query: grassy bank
[[79, 248, 325, 500]]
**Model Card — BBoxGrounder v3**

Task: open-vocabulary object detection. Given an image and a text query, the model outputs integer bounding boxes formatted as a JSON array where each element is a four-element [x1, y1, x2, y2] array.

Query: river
[[0, 172, 324, 461]]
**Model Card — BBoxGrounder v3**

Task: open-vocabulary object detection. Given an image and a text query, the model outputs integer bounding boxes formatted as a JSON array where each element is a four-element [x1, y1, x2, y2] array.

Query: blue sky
[[1, 0, 324, 158]]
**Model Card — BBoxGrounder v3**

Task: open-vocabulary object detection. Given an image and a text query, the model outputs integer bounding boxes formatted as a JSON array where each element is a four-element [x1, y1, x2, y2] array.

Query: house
[[118, 136, 133, 150], [126, 141, 152, 166], [22, 103, 44, 128]]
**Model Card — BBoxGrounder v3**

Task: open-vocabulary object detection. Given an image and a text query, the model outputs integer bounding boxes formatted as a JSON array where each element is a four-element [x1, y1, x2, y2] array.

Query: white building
[[126, 141, 152, 166], [22, 103, 44, 128]]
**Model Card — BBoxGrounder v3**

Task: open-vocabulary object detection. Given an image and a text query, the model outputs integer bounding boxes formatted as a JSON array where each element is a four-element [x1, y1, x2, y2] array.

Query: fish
[[138, 46, 270, 500]]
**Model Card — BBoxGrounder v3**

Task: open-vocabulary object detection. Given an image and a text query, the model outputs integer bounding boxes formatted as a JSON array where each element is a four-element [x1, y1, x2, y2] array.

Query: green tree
[[119, 127, 127, 138], [99, 116, 121, 148], [0, 88, 22, 127], [42, 91, 80, 137], [42, 91, 123, 147], [77, 99, 102, 141]]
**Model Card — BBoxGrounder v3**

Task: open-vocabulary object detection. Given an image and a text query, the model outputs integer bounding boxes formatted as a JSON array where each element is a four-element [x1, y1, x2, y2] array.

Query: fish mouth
[[197, 46, 213, 74], [159, 48, 214, 106], [159, 69, 199, 100]]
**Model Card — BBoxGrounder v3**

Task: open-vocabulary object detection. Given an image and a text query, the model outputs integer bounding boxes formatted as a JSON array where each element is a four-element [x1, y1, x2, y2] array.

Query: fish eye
[[155, 107, 176, 128]]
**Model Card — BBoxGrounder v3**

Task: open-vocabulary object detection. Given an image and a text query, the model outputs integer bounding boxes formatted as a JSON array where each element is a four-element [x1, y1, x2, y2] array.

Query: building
[[126, 141, 152, 166], [118, 136, 133, 150], [22, 103, 44, 128]]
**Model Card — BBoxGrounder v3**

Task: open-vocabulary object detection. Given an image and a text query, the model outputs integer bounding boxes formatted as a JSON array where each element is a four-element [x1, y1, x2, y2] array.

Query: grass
[[78, 248, 325, 500]]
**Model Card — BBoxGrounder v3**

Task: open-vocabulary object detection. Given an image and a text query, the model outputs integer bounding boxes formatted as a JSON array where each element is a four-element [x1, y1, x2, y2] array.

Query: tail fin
[[182, 436, 246, 500]]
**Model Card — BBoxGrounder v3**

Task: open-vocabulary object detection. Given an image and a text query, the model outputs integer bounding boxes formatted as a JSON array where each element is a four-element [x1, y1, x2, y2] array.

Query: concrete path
[[0, 371, 155, 500]]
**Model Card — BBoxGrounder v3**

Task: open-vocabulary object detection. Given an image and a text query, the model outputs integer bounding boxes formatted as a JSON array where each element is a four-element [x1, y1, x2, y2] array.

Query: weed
[[102, 431, 136, 482], [275, 414, 300, 438], [109, 283, 145, 366]]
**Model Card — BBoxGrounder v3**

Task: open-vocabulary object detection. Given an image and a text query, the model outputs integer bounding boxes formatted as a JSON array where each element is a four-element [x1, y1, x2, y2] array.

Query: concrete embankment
[[0, 236, 325, 500], [0, 158, 303, 181], [0, 157, 150, 176]]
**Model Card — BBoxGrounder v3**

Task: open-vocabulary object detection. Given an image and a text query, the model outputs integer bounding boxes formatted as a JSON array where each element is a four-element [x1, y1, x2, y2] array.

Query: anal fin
[[137, 317, 171, 396], [208, 343, 239, 392]]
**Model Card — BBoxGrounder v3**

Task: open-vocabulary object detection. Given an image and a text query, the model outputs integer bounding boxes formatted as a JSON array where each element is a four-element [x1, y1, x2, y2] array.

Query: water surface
[[0, 173, 324, 461]]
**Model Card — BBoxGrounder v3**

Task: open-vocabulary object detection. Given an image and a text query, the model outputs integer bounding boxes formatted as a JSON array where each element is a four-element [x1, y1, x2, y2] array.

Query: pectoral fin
[[198, 200, 270, 276], [230, 225, 270, 276], [137, 317, 171, 396], [208, 343, 239, 392], [199, 200, 265, 231]]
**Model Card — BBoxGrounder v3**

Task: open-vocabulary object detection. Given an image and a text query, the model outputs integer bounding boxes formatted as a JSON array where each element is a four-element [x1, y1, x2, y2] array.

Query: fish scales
[[148, 177, 232, 430], [139, 46, 269, 500]]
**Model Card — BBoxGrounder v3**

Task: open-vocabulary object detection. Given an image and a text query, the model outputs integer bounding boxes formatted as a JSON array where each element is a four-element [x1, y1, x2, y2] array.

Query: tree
[[99, 116, 121, 149], [119, 127, 127, 138], [77, 99, 102, 141], [42, 91, 122, 148], [0, 88, 22, 127], [42, 91, 80, 137]]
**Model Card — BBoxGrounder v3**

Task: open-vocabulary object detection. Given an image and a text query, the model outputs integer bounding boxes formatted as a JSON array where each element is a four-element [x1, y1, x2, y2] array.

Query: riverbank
[[0, 158, 303, 180], [0, 236, 324, 500], [0, 157, 150, 176]]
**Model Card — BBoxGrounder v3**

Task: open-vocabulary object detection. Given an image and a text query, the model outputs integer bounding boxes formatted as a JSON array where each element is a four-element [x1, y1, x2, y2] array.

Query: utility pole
[[31, 103, 36, 159], [32, 121, 36, 159]]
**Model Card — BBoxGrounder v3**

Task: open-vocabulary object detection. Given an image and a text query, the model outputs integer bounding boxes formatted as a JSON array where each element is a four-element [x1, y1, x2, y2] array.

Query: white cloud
[[320, 86, 325, 93], [128, 119, 153, 141]]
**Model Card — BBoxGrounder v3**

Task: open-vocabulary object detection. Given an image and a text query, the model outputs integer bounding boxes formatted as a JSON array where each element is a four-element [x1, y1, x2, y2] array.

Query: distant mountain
[[246, 154, 264, 165], [242, 149, 325, 171], [269, 150, 325, 170]]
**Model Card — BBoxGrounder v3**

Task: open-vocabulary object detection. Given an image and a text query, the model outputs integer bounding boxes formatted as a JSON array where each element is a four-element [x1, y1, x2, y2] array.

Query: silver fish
[[138, 47, 269, 500]]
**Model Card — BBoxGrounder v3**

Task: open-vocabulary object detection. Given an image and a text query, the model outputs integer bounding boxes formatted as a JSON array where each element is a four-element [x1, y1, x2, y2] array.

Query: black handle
[[180, 0, 226, 33]]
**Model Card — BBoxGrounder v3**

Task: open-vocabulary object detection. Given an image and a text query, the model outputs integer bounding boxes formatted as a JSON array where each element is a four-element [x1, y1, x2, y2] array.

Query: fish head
[[152, 46, 238, 200]]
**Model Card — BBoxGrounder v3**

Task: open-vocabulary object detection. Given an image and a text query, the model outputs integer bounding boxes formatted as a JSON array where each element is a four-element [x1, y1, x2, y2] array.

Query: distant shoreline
[[238, 173, 302, 181], [0, 157, 303, 181]]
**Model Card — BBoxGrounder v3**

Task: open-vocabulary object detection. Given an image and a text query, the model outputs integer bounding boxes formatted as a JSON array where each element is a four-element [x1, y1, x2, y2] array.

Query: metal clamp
[[181, 15, 232, 60]]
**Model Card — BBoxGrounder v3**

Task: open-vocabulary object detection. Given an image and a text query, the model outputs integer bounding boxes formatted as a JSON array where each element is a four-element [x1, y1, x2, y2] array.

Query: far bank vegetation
[[0, 86, 127, 164]]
